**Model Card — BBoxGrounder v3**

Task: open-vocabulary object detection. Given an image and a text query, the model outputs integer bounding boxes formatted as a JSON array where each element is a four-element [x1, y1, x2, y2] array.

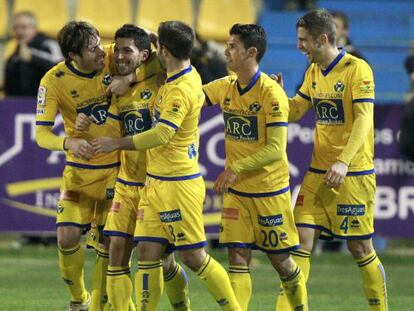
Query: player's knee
[[136, 241, 165, 261], [162, 253, 176, 274], [178, 248, 206, 271], [347, 239, 374, 259], [57, 226, 82, 249], [268, 253, 292, 276], [228, 247, 251, 266]]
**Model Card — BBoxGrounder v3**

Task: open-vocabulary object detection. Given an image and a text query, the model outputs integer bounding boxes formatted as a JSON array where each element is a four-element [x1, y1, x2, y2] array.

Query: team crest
[[102, 74, 112, 86], [140, 89, 152, 100], [334, 81, 345, 92], [37, 86, 47, 106], [249, 102, 262, 113]]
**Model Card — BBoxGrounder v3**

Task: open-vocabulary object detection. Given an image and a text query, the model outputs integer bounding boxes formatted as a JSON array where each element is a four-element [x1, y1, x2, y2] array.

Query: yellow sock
[[228, 265, 251, 311], [197, 255, 241, 311], [164, 263, 191, 310], [58, 244, 88, 302], [135, 261, 163, 311], [279, 264, 308, 310], [107, 265, 132, 311], [275, 249, 310, 311], [90, 250, 109, 311], [356, 251, 388, 311]]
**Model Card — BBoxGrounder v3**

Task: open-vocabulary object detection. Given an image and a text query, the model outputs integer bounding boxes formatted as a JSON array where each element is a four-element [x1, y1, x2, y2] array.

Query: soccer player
[[203, 24, 308, 311], [274, 9, 388, 311], [91, 21, 241, 311], [76, 24, 191, 311], [35, 21, 135, 311]]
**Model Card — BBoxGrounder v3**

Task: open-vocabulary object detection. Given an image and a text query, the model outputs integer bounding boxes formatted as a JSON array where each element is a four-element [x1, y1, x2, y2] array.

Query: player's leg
[[162, 252, 191, 311], [104, 182, 140, 311], [275, 175, 327, 311], [347, 239, 387, 311], [220, 193, 255, 310], [135, 241, 167, 311], [334, 174, 387, 310], [227, 248, 252, 311], [178, 247, 241, 311], [57, 225, 90, 307]]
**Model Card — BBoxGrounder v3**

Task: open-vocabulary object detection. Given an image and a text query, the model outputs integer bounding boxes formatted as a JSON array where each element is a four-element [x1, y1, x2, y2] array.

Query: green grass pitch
[[0, 245, 412, 310]]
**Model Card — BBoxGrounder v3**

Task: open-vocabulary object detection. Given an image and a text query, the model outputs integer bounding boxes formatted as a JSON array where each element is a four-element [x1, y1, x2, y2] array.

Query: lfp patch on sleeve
[[37, 86, 47, 106]]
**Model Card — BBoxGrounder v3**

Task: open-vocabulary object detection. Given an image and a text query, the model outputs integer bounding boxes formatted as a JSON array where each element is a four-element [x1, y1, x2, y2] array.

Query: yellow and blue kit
[[292, 50, 376, 239], [203, 70, 300, 253]]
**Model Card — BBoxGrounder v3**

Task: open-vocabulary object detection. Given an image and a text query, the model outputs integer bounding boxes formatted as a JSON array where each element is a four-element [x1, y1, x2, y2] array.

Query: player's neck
[[71, 60, 95, 74], [320, 47, 341, 69], [165, 58, 191, 74], [236, 65, 259, 85]]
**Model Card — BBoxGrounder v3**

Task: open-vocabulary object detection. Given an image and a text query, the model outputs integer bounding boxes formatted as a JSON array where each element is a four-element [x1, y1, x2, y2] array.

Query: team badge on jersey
[[140, 89, 152, 100], [249, 102, 262, 113], [37, 86, 47, 106], [334, 81, 345, 93], [102, 74, 112, 86]]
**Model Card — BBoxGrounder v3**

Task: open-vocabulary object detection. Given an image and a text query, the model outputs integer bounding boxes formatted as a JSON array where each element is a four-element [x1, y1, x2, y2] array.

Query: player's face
[[77, 36, 105, 71], [333, 17, 348, 46], [224, 35, 249, 72], [297, 27, 323, 64], [115, 37, 147, 76]]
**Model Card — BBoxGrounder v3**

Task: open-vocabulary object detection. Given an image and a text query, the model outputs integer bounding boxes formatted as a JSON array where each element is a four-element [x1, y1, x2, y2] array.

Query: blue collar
[[237, 69, 261, 95], [321, 50, 345, 76], [65, 61, 97, 79], [166, 65, 192, 83]]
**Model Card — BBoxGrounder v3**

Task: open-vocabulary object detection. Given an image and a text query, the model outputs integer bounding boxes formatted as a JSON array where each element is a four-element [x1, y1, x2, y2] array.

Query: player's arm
[[325, 62, 375, 188], [202, 76, 232, 107]]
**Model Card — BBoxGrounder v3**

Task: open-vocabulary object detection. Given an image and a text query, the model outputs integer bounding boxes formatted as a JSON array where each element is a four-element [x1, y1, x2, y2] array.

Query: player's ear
[[141, 49, 150, 62], [247, 46, 258, 60]]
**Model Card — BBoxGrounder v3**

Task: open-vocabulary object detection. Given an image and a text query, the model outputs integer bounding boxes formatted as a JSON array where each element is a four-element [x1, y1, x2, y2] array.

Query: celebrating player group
[[35, 8, 387, 311]]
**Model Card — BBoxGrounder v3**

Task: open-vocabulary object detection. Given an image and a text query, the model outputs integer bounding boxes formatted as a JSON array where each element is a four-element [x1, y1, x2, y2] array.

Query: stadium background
[[0, 0, 413, 310]]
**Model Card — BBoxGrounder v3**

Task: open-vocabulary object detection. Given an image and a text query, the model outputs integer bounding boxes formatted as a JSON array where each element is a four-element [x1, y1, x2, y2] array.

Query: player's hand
[[91, 137, 117, 154], [18, 42, 32, 62], [213, 168, 237, 194], [65, 138, 93, 160], [108, 74, 134, 96], [325, 161, 348, 188], [75, 113, 92, 131], [270, 73, 284, 89]]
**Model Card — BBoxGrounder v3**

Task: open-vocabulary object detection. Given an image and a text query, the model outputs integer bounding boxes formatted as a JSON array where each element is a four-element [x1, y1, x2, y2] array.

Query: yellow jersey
[[203, 71, 290, 195], [36, 46, 120, 168], [147, 65, 204, 179], [108, 75, 159, 185], [293, 51, 375, 173]]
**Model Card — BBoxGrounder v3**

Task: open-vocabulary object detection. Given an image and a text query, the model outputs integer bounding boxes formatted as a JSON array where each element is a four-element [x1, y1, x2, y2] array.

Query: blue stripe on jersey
[[296, 223, 333, 235], [332, 232, 375, 240], [159, 119, 179, 130], [266, 122, 288, 127], [321, 50, 346, 76], [65, 161, 121, 169], [147, 172, 201, 181], [116, 177, 144, 187], [142, 274, 149, 290], [103, 230, 133, 238], [352, 98, 375, 104], [65, 61, 97, 78], [297, 91, 311, 101], [36, 121, 55, 126], [134, 236, 170, 244], [107, 112, 120, 120], [237, 69, 261, 95], [56, 222, 90, 229], [228, 185, 290, 198], [204, 91, 213, 106], [308, 167, 375, 176], [166, 65, 192, 83]]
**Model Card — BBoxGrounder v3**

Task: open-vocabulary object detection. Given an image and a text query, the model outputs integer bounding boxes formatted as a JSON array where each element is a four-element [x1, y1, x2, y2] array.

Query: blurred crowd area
[[0, 0, 413, 103]]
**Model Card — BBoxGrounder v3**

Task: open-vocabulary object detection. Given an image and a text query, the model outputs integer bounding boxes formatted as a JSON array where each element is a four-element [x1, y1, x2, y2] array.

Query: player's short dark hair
[[57, 21, 99, 60], [158, 21, 194, 60], [331, 11, 349, 30], [229, 23, 267, 63], [296, 9, 336, 45], [115, 24, 151, 52]]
